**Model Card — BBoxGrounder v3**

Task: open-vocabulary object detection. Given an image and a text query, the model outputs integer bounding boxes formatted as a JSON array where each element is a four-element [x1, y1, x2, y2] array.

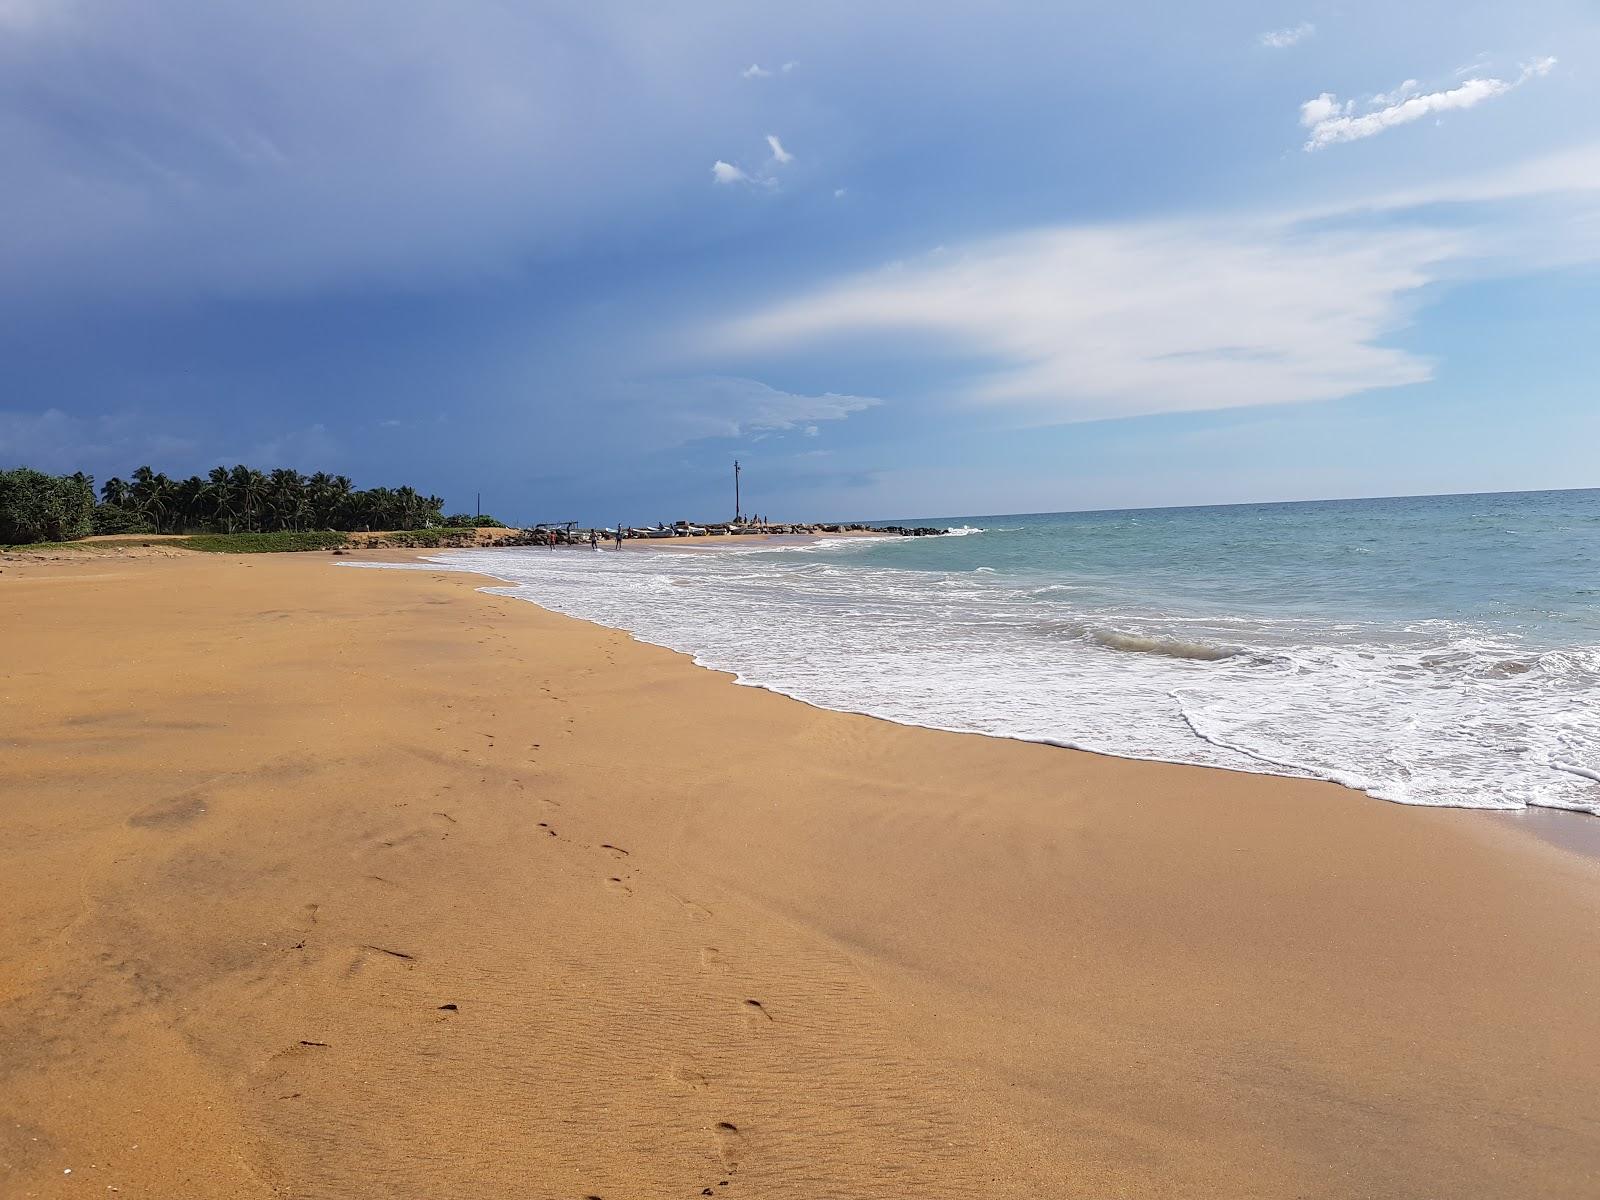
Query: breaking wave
[[350, 492, 1600, 818]]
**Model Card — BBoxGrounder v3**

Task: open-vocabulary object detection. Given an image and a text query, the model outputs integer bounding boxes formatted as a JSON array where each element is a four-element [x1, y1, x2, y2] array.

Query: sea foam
[[352, 491, 1600, 817]]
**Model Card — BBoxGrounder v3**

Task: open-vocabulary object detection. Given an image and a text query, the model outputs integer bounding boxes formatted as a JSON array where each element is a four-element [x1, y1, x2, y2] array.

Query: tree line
[[0, 464, 459, 544]]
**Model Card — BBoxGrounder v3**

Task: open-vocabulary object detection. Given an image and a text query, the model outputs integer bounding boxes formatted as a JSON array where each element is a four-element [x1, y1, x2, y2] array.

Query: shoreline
[[380, 544, 1600, 862], [4, 549, 1598, 1196]]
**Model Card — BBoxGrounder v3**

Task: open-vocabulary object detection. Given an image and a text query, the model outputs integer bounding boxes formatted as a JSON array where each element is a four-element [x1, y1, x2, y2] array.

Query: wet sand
[[2, 549, 1597, 1198]]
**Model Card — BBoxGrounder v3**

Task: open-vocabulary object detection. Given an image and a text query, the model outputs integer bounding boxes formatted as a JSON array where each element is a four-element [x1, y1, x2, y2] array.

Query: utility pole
[[476, 492, 481, 520], [734, 459, 742, 524]]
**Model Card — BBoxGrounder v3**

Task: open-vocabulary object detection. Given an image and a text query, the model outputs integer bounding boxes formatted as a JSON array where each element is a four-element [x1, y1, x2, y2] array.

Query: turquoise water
[[871, 490, 1600, 644], [417, 489, 1600, 814]]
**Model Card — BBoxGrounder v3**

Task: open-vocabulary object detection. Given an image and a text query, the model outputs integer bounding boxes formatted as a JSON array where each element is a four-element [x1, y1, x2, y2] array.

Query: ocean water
[[412, 490, 1600, 815]]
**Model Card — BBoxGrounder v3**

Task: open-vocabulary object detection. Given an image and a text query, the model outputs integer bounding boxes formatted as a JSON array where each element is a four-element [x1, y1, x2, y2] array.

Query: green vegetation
[[0, 532, 352, 554], [1, 462, 459, 547], [0, 468, 96, 544], [0, 538, 132, 554], [96, 465, 445, 534], [92, 505, 157, 535], [174, 532, 351, 554], [443, 513, 506, 528]]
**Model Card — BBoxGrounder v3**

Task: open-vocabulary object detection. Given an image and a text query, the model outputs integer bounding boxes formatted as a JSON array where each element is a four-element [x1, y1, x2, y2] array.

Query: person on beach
[[548, 529, 556, 550], [589, 529, 598, 551], [614, 526, 623, 550]]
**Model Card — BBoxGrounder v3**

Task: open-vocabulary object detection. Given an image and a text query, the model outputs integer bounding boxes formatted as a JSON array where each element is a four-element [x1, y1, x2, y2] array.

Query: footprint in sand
[[605, 876, 633, 897], [372, 828, 434, 852], [670, 1062, 710, 1091], [712, 1121, 745, 1171], [699, 946, 726, 972], [681, 899, 713, 922], [741, 998, 774, 1025]]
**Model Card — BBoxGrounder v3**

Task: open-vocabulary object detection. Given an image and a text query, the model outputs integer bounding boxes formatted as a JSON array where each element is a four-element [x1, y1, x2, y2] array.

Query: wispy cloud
[[713, 137, 790, 189], [1259, 22, 1315, 49], [1302, 57, 1557, 151], [707, 146, 1600, 426], [713, 221, 1451, 423], [741, 63, 771, 79], [657, 377, 879, 442], [1370, 79, 1421, 107]]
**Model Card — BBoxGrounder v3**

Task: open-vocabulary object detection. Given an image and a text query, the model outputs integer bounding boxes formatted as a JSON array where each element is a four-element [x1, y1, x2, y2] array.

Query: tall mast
[[734, 459, 742, 523]]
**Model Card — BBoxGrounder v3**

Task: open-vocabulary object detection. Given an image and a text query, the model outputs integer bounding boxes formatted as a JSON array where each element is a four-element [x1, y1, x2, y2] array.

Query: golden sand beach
[[2, 549, 1598, 1197]]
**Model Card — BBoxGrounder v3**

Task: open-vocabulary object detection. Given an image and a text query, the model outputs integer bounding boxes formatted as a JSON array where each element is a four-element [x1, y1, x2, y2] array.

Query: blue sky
[[2, 0, 1597, 521]]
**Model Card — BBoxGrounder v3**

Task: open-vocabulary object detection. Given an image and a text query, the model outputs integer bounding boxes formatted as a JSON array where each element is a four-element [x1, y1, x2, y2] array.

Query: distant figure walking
[[548, 529, 556, 550], [614, 525, 624, 550], [589, 528, 599, 551]]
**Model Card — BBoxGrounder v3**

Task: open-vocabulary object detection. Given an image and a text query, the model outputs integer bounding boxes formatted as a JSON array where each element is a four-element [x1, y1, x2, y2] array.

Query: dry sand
[[2, 549, 1597, 1198]]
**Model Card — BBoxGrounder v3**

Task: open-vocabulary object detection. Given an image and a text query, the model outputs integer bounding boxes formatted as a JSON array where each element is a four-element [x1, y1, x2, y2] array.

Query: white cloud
[[714, 138, 790, 190], [1259, 22, 1314, 49], [1370, 80, 1421, 107], [833, 187, 847, 198], [741, 63, 771, 79], [781, 61, 797, 73], [1355, 141, 1600, 212], [712, 219, 1456, 424], [1302, 58, 1556, 151], [708, 143, 1600, 427], [1299, 93, 1347, 128]]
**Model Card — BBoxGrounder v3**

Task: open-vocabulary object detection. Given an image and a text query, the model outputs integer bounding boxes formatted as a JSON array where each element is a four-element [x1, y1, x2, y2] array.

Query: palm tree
[[203, 467, 236, 532], [305, 472, 334, 528], [74, 460, 455, 537], [129, 466, 173, 532], [266, 468, 305, 531], [168, 475, 204, 532], [330, 475, 356, 528], [228, 465, 267, 532]]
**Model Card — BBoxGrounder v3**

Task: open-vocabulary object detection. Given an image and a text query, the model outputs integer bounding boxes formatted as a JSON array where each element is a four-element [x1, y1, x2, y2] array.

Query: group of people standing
[[539, 527, 625, 550]]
